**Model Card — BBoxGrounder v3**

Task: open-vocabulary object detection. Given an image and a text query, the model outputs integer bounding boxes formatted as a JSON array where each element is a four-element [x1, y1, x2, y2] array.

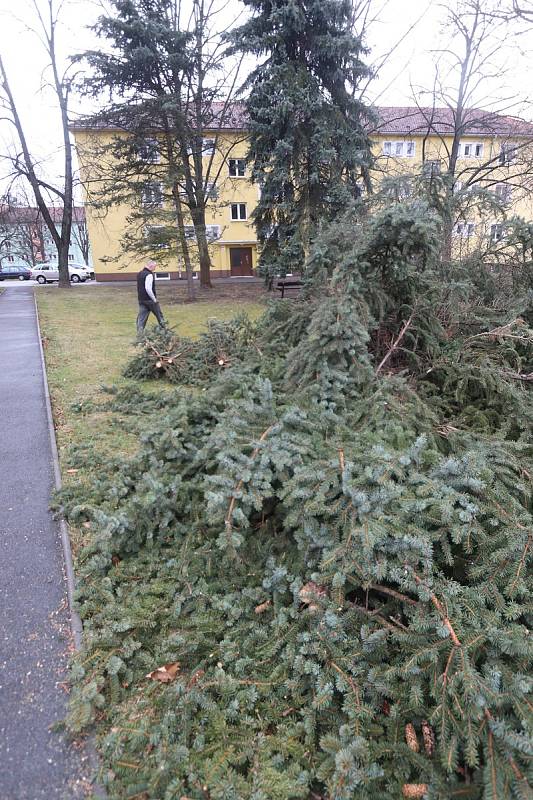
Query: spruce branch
[[375, 313, 415, 374], [224, 425, 275, 539], [411, 571, 462, 647]]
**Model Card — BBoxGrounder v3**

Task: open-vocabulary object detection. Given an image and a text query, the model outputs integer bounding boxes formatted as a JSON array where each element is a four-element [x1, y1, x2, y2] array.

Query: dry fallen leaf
[[402, 785, 428, 799], [145, 661, 180, 683], [254, 600, 271, 614]]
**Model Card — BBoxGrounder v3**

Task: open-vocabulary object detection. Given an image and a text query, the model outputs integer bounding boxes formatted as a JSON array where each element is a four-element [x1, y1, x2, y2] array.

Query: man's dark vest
[[137, 267, 157, 304]]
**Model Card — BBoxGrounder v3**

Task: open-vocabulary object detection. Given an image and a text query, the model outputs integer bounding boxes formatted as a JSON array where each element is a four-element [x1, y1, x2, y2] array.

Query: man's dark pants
[[137, 300, 166, 335]]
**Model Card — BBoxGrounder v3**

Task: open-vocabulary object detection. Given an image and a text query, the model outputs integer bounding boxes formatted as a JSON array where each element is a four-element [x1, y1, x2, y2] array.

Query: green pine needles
[[63, 203, 532, 800], [230, 0, 373, 278]]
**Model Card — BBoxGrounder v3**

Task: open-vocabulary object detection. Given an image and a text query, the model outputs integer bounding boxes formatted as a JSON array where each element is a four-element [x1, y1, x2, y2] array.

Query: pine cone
[[405, 723, 420, 752], [421, 720, 435, 756], [402, 785, 428, 798]]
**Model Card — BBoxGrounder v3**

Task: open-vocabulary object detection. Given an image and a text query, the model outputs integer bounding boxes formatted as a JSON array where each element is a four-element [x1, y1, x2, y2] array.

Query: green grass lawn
[[36, 282, 266, 550]]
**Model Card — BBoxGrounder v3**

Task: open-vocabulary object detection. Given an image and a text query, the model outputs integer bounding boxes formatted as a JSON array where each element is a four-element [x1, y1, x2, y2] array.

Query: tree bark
[[190, 205, 212, 288], [47, 0, 73, 289], [0, 55, 69, 286], [172, 184, 196, 301]]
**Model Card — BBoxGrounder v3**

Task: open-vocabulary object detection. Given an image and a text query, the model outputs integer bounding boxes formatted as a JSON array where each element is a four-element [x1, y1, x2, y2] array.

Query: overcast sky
[[0, 0, 532, 196]]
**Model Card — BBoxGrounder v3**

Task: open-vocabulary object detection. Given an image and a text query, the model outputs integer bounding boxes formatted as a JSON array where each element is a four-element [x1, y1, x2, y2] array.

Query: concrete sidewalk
[[0, 287, 89, 799]]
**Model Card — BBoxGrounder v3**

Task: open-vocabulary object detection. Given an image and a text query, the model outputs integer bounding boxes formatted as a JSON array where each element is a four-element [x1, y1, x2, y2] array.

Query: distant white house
[[0, 204, 92, 269]]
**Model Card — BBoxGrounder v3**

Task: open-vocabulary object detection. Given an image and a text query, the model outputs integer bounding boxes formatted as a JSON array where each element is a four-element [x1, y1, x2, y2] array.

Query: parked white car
[[31, 262, 94, 284]]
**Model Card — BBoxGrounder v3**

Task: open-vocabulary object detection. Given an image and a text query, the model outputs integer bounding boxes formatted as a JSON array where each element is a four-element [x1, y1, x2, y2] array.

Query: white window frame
[[454, 221, 476, 237], [206, 225, 221, 241], [139, 138, 160, 163], [383, 140, 415, 158], [490, 223, 505, 242], [230, 203, 247, 221], [460, 141, 484, 159], [229, 158, 247, 177], [141, 182, 164, 208], [499, 142, 518, 165], [423, 159, 441, 176], [494, 183, 512, 204], [202, 138, 215, 155], [144, 225, 170, 250], [205, 182, 219, 201], [181, 224, 220, 242]]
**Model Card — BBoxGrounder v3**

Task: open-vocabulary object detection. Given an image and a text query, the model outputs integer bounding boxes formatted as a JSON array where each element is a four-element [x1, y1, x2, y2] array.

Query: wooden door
[[229, 247, 253, 276]]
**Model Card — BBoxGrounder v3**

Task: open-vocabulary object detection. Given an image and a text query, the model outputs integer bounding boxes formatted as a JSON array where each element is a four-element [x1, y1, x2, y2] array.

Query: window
[[231, 203, 247, 221], [181, 225, 220, 241], [494, 183, 512, 204], [145, 225, 170, 249], [423, 160, 441, 176], [460, 141, 484, 158], [499, 143, 518, 165], [229, 158, 246, 177], [383, 141, 415, 157], [206, 224, 221, 241], [68, 254, 74, 261], [205, 182, 219, 201], [5, 255, 14, 263], [141, 182, 163, 207], [454, 222, 475, 237], [138, 138, 160, 163], [202, 138, 215, 155], [490, 223, 504, 242]]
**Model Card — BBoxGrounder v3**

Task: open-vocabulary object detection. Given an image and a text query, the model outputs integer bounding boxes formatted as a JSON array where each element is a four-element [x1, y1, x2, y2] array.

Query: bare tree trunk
[[0, 0, 74, 289], [162, 123, 196, 301], [192, 0, 212, 289], [172, 184, 196, 301], [191, 206, 212, 288], [46, 0, 73, 289], [0, 55, 67, 285]]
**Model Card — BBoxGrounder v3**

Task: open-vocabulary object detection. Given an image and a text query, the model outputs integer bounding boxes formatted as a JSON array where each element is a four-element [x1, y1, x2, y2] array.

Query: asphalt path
[[0, 287, 89, 799]]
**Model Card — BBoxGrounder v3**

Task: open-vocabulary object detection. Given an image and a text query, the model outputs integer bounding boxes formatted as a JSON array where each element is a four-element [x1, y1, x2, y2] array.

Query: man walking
[[136, 260, 166, 335]]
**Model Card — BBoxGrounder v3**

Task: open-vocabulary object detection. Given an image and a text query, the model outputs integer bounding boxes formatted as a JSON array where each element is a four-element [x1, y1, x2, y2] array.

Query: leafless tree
[[79, 0, 246, 293], [379, 0, 533, 262], [0, 0, 75, 288]]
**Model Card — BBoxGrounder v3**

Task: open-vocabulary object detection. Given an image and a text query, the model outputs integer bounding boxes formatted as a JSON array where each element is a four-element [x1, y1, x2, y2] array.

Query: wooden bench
[[275, 276, 303, 298]]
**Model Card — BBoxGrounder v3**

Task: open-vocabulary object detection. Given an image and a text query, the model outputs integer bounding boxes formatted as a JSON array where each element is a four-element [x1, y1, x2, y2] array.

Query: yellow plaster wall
[[74, 127, 533, 279], [74, 129, 259, 278]]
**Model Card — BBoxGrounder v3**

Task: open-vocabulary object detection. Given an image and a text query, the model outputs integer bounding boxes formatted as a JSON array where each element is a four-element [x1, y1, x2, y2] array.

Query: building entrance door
[[229, 247, 253, 276]]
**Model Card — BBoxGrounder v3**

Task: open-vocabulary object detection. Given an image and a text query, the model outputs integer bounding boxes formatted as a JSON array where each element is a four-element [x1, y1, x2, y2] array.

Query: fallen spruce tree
[[63, 203, 532, 800]]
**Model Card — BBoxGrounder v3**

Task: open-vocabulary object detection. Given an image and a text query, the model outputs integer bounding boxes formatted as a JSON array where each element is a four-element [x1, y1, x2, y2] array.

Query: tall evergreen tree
[[81, 0, 242, 289], [231, 0, 373, 277]]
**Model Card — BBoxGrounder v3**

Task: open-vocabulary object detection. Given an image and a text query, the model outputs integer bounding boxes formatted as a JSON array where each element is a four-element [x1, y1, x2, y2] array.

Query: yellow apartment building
[[71, 105, 533, 281]]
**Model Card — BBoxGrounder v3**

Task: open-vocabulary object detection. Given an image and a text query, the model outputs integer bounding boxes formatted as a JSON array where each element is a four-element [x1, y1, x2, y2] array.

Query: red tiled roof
[[69, 101, 249, 132], [0, 206, 86, 224], [370, 106, 533, 137], [69, 103, 533, 138]]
